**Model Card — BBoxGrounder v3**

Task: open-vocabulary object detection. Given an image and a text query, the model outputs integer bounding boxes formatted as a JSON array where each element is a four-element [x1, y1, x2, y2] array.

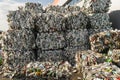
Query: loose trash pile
[[0, 0, 120, 80]]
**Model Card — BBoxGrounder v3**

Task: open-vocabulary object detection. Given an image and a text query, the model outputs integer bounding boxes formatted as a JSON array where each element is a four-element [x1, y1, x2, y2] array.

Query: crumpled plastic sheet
[[108, 49, 120, 67], [37, 49, 66, 62], [2, 30, 35, 51], [3, 50, 35, 78], [25, 2, 44, 14], [65, 29, 89, 47], [35, 13, 66, 32], [89, 13, 112, 29], [7, 9, 34, 30], [84, 62, 120, 80], [64, 46, 89, 65], [36, 32, 66, 50], [75, 50, 103, 67], [89, 30, 120, 53], [65, 11, 88, 30]]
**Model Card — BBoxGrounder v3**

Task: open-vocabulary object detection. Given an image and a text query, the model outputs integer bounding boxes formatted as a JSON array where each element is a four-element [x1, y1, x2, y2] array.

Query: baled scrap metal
[[2, 30, 35, 50], [84, 62, 120, 80], [37, 50, 66, 62], [82, 0, 111, 13], [7, 9, 34, 30], [75, 50, 103, 67], [89, 13, 112, 29], [65, 11, 88, 30], [35, 13, 66, 32], [89, 30, 120, 53], [25, 2, 44, 14], [66, 29, 89, 47], [89, 0, 111, 13], [3, 50, 35, 78], [108, 49, 120, 67], [36, 32, 66, 50], [65, 46, 89, 65], [25, 61, 71, 79]]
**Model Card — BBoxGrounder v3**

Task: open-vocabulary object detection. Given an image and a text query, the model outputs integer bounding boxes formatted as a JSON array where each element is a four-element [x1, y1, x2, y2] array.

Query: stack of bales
[[36, 6, 90, 65], [35, 12, 66, 62], [64, 6, 89, 65], [2, 3, 44, 75], [86, 0, 112, 35]]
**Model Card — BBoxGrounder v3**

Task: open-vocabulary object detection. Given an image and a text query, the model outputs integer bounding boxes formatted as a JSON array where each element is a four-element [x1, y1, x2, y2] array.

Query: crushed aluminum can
[[89, 30, 120, 53], [37, 49, 66, 62], [2, 29, 35, 51], [36, 32, 66, 50]]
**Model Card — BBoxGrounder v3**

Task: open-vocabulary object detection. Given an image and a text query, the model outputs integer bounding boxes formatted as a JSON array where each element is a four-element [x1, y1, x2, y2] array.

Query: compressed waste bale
[[66, 29, 89, 47], [24, 61, 71, 79], [108, 49, 120, 67], [3, 50, 35, 78], [7, 9, 34, 30], [89, 13, 112, 29], [75, 50, 104, 67], [65, 11, 88, 30], [35, 13, 66, 32], [65, 46, 89, 65], [82, 0, 111, 13], [84, 62, 120, 80], [89, 30, 120, 53], [25, 2, 44, 14], [36, 32, 66, 50], [89, 0, 111, 13], [37, 50, 66, 62], [2, 30, 35, 50]]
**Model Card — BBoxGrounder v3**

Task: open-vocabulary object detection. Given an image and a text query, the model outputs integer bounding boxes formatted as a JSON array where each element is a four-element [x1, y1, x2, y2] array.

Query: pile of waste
[[1, 0, 120, 80]]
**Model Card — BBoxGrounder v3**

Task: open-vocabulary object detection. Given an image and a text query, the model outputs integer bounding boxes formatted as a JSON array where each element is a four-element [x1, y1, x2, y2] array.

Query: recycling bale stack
[[1, 3, 44, 77], [86, 0, 112, 35], [35, 11, 66, 62], [63, 6, 89, 65]]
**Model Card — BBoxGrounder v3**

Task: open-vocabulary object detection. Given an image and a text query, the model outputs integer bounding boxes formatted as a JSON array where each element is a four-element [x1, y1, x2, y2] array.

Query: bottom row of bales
[[2, 49, 120, 79]]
